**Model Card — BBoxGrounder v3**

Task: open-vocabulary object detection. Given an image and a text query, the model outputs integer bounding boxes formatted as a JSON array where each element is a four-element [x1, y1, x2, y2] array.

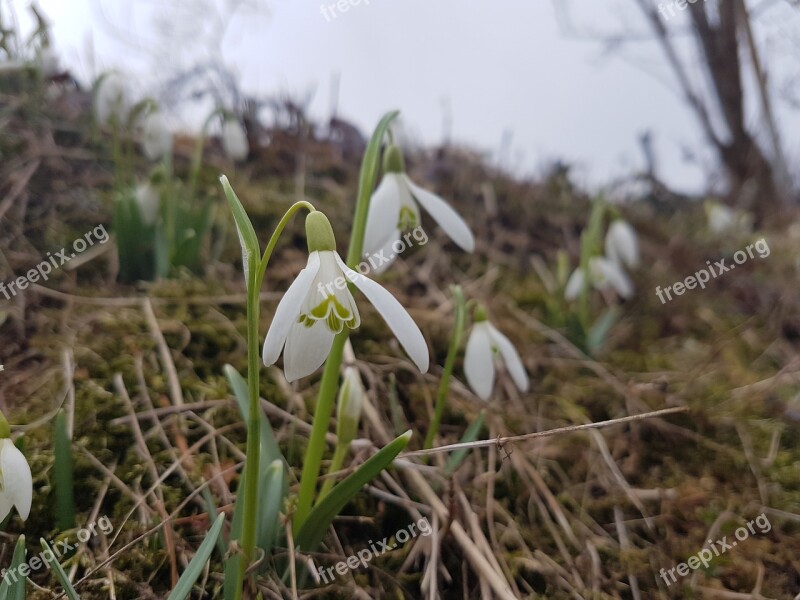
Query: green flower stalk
[[220, 176, 314, 599], [424, 285, 467, 450]]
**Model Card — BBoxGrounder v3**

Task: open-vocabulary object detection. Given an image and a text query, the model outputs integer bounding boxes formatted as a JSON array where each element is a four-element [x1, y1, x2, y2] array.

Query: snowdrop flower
[[222, 118, 248, 162], [141, 111, 173, 161], [363, 145, 474, 272], [135, 182, 160, 225], [36, 45, 59, 77], [565, 256, 634, 301], [263, 211, 429, 381], [0, 413, 32, 523], [464, 308, 529, 401], [705, 201, 752, 235], [94, 73, 131, 125], [605, 220, 639, 268]]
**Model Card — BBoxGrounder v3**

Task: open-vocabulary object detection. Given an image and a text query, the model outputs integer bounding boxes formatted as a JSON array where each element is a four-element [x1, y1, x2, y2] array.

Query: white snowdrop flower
[[263, 211, 429, 382], [363, 145, 474, 273], [36, 45, 59, 77], [135, 183, 160, 225], [222, 118, 248, 162], [141, 111, 173, 161], [565, 257, 634, 300], [564, 267, 586, 301], [94, 73, 131, 125], [464, 309, 529, 401], [605, 219, 639, 268], [705, 201, 736, 234], [0, 438, 32, 523]]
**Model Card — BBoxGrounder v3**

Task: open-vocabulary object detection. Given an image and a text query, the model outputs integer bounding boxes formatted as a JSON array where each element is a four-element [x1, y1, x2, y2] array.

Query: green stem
[[424, 286, 466, 450], [236, 200, 314, 600], [316, 424, 350, 501], [293, 110, 399, 531], [189, 109, 225, 201]]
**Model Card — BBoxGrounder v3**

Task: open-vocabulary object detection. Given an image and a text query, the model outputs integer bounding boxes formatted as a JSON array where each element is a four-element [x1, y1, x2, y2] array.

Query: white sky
[[9, 0, 800, 194]]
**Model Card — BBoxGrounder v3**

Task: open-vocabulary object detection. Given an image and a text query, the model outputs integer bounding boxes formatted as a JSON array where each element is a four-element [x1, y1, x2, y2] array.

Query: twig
[[400, 406, 688, 457]]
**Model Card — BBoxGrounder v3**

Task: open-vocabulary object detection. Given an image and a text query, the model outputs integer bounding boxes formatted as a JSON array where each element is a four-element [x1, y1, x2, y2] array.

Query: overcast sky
[[10, 0, 800, 194]]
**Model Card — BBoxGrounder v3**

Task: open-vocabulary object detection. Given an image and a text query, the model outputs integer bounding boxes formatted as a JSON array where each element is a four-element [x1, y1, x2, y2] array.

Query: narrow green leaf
[[201, 488, 227, 559], [40, 538, 80, 600], [444, 411, 486, 476], [167, 513, 225, 600], [587, 306, 620, 353], [219, 175, 260, 283], [54, 409, 75, 531], [345, 110, 399, 267], [295, 431, 411, 552], [223, 470, 246, 600], [224, 365, 288, 558], [0, 535, 27, 600], [258, 459, 285, 558]]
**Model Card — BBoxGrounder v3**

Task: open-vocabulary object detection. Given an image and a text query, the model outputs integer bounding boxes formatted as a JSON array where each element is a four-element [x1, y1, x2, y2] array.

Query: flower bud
[[336, 366, 365, 446]]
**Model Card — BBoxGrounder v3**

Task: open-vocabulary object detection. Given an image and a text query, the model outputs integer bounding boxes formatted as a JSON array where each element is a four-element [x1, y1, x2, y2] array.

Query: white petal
[[487, 323, 529, 393], [262, 252, 321, 366], [591, 257, 634, 299], [283, 319, 336, 382], [605, 221, 639, 268], [334, 254, 429, 373], [363, 174, 402, 258], [367, 230, 402, 275], [222, 119, 249, 162], [464, 323, 495, 401], [1, 440, 31, 521], [564, 268, 585, 301], [405, 176, 475, 252], [0, 491, 13, 524]]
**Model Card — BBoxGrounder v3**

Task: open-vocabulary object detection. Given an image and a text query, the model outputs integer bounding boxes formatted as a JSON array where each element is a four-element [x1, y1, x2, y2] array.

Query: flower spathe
[[363, 145, 474, 272], [605, 220, 639, 268], [336, 365, 365, 445], [0, 438, 32, 523], [464, 315, 529, 401], [263, 212, 429, 382]]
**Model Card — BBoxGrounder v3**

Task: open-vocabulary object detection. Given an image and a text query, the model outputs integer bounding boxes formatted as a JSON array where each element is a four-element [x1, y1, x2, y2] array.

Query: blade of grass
[[295, 430, 411, 552], [40, 539, 79, 600], [444, 411, 486, 476], [54, 409, 75, 531], [167, 513, 225, 600], [0, 535, 27, 600]]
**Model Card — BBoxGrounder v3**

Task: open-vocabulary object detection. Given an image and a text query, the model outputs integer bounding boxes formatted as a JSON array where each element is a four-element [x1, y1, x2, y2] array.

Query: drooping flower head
[[464, 306, 529, 401], [0, 414, 32, 523], [94, 73, 131, 125], [605, 219, 639, 269], [263, 211, 429, 381], [363, 144, 475, 272], [222, 117, 249, 162], [141, 111, 173, 161], [134, 182, 160, 226], [564, 256, 634, 301]]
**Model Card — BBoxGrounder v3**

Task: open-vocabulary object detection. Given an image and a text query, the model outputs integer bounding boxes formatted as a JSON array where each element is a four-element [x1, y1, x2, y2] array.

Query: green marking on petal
[[398, 205, 418, 230], [305, 295, 356, 334]]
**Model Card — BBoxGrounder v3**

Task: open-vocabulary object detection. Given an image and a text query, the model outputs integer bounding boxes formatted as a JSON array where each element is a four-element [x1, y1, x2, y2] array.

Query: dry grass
[[1, 73, 800, 599]]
